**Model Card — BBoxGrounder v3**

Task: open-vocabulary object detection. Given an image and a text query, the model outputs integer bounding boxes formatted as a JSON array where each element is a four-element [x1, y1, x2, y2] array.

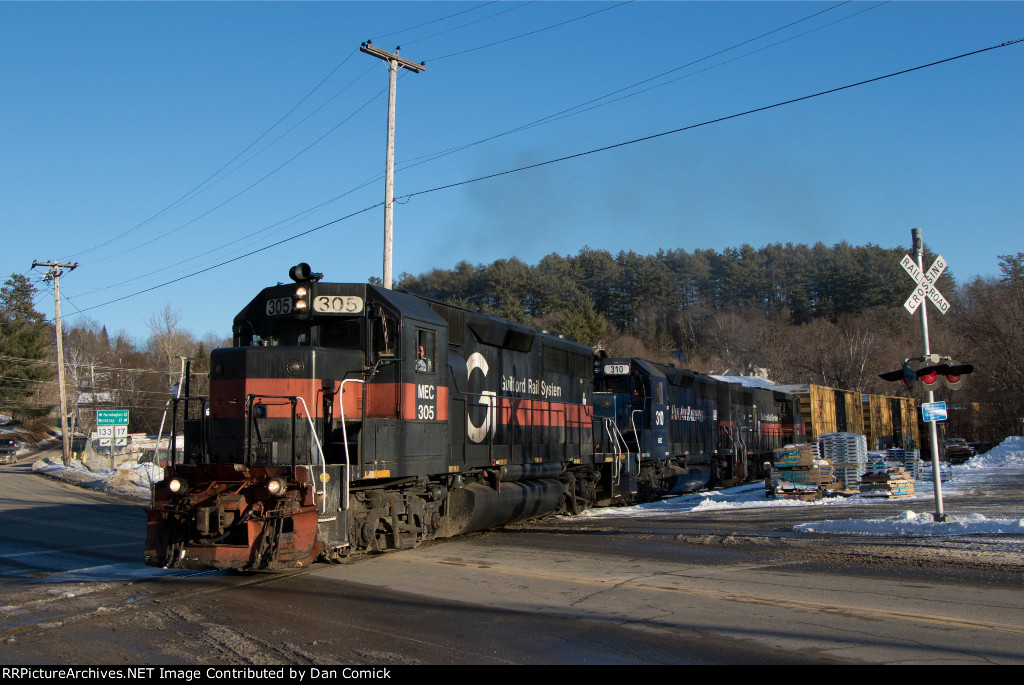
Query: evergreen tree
[[0, 274, 56, 422]]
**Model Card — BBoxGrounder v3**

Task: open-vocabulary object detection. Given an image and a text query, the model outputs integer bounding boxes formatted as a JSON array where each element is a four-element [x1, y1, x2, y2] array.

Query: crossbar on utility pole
[[31, 260, 78, 466], [360, 40, 425, 290]]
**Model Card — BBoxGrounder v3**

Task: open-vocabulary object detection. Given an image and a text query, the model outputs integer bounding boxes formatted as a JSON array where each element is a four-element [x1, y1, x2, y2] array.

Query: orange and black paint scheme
[[145, 264, 806, 571], [146, 265, 603, 570]]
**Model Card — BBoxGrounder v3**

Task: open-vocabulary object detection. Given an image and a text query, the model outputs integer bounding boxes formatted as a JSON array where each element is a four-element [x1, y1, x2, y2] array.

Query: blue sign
[[921, 401, 947, 422]]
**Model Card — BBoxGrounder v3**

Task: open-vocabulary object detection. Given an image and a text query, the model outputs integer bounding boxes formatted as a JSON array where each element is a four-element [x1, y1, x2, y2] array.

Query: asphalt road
[[1, 452, 1022, 665]]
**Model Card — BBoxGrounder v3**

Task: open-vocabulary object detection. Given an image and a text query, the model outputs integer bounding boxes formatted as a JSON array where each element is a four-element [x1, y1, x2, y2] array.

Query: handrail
[[245, 393, 329, 516], [602, 417, 632, 486], [338, 379, 365, 513], [295, 396, 329, 516]]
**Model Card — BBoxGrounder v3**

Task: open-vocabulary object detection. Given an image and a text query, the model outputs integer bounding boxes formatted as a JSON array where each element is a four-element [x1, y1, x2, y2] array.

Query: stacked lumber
[[859, 460, 915, 498], [768, 444, 836, 500]]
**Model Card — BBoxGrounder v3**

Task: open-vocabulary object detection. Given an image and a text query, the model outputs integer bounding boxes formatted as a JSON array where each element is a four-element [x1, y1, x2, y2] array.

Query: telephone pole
[[360, 40, 425, 290], [31, 260, 78, 466]]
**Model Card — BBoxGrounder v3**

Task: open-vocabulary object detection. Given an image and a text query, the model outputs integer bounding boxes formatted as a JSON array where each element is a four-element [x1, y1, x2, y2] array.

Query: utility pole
[[31, 260, 78, 466], [360, 40, 425, 290]]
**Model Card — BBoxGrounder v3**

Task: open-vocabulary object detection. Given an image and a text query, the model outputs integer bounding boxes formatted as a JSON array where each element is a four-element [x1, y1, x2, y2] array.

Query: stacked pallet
[[769, 444, 834, 500], [859, 459, 915, 498], [884, 447, 922, 480], [819, 432, 868, 491]]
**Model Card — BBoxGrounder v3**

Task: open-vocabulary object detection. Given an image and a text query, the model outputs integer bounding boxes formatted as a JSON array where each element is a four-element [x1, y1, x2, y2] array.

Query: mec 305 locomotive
[[145, 264, 607, 570], [145, 264, 805, 571]]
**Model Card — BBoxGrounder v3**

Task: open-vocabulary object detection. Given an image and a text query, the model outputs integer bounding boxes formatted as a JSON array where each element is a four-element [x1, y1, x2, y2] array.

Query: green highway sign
[[97, 410, 129, 425]]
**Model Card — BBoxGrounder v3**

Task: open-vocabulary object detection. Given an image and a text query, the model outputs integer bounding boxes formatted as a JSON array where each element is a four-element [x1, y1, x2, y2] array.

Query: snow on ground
[[578, 436, 1024, 538], [30, 453, 163, 501], [22, 437, 1024, 539]]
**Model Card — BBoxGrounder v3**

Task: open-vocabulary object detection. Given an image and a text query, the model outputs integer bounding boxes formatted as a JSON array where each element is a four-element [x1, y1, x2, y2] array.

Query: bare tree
[[147, 306, 194, 387]]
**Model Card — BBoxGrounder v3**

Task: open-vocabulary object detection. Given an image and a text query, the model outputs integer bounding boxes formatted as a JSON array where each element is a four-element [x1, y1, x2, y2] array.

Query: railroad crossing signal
[[878, 356, 974, 390], [901, 253, 950, 315]]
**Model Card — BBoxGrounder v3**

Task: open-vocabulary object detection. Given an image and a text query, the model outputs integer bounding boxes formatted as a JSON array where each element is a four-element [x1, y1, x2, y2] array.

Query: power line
[[423, 1, 632, 61], [0, 355, 208, 377], [64, 51, 364, 262], [380, 2, 876, 184], [62, 3, 527, 265], [71, 202, 384, 314], [399, 38, 1024, 201], [76, 1, 870, 296], [69, 61, 382, 269], [65, 37, 1023, 315], [373, 1, 513, 45]]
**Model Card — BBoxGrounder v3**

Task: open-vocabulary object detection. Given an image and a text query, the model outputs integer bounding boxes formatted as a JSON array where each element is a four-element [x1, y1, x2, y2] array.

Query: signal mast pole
[[360, 41, 425, 290], [911, 228, 947, 522], [31, 260, 78, 466]]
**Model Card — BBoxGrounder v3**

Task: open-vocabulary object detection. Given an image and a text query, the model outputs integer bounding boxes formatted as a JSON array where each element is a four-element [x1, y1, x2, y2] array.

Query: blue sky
[[2, 1, 1021, 343]]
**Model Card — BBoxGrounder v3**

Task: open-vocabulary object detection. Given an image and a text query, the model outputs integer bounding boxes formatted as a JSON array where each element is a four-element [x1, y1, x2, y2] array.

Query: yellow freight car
[[774, 384, 865, 441]]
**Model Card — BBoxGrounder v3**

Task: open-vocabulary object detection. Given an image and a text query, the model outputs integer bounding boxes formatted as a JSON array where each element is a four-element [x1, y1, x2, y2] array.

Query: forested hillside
[[397, 242, 1022, 441], [2, 244, 1020, 445]]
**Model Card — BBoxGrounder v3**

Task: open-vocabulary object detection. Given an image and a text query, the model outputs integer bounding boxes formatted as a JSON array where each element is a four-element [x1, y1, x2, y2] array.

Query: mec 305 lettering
[[265, 297, 292, 316], [416, 384, 435, 420]]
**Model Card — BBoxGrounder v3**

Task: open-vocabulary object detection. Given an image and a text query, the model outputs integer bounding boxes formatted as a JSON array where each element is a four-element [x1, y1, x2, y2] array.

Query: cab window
[[414, 329, 436, 373], [371, 309, 398, 361], [319, 318, 362, 349]]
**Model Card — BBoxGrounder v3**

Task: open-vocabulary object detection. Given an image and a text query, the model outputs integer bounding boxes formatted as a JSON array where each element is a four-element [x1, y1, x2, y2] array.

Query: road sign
[[97, 410, 129, 425], [902, 254, 950, 315], [921, 401, 948, 422]]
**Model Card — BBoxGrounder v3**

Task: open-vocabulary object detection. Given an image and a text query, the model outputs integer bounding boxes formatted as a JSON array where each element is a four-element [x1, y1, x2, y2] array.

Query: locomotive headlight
[[293, 286, 308, 312], [267, 477, 288, 496], [168, 477, 188, 494]]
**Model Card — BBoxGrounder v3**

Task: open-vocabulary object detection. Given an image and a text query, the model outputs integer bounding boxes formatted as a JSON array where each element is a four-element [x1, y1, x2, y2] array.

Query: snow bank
[[31, 454, 163, 500], [579, 436, 1024, 539], [953, 436, 1024, 471], [795, 510, 1024, 536]]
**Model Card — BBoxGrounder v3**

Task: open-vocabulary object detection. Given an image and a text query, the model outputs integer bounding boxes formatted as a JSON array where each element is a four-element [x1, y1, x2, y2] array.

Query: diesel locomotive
[[144, 264, 805, 571], [145, 264, 608, 570], [592, 356, 805, 501]]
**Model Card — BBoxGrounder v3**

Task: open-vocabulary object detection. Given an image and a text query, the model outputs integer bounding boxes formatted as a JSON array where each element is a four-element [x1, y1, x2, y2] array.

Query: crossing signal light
[[879, 358, 974, 390], [916, 364, 942, 387], [939, 362, 973, 389]]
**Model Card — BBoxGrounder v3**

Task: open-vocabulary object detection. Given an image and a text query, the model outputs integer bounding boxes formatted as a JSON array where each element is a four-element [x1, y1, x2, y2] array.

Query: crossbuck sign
[[901, 254, 950, 315]]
